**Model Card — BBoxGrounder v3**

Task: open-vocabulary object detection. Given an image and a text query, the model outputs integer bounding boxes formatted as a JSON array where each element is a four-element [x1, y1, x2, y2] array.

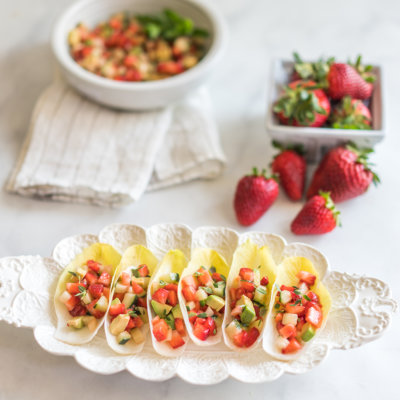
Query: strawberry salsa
[[225, 268, 269, 348], [150, 273, 186, 349], [181, 266, 226, 341], [108, 264, 150, 345], [68, 9, 209, 82], [59, 260, 113, 331], [274, 271, 323, 354]]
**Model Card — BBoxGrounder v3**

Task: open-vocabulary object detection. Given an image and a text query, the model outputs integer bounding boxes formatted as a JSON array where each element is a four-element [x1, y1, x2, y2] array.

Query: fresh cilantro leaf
[[209, 266, 216, 274]]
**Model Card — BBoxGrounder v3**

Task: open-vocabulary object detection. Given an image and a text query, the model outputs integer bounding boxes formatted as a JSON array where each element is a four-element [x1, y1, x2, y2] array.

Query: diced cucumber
[[282, 313, 298, 326], [225, 319, 242, 339], [249, 319, 263, 332], [111, 298, 121, 306], [115, 283, 129, 293], [151, 300, 172, 317], [195, 288, 208, 301], [301, 323, 316, 342], [188, 311, 197, 319], [131, 328, 145, 344], [81, 291, 93, 305], [212, 281, 225, 297], [280, 290, 292, 305], [82, 316, 97, 332], [239, 296, 256, 325], [165, 313, 175, 330], [59, 290, 72, 304], [67, 316, 84, 329], [171, 305, 183, 319], [122, 293, 137, 308], [117, 331, 131, 345], [110, 314, 130, 335], [205, 295, 225, 311], [136, 306, 148, 323], [254, 285, 267, 305], [94, 295, 108, 313], [132, 277, 150, 289]]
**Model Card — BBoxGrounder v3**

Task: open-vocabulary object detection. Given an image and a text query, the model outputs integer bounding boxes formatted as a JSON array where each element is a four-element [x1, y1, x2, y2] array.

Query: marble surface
[[0, 0, 399, 398]]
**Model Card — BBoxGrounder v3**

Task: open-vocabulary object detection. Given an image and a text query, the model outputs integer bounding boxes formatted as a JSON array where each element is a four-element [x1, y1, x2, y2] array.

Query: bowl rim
[[51, 0, 228, 91]]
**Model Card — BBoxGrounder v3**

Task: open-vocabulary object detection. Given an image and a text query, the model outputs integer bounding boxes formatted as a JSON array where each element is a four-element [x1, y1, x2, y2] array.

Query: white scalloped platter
[[0, 223, 397, 384]]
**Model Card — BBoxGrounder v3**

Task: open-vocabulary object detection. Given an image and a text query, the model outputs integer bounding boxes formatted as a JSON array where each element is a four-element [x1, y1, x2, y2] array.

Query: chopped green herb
[[209, 266, 216, 274], [212, 329, 217, 335], [274, 303, 280, 309], [197, 312, 208, 318], [131, 268, 140, 278], [304, 295, 311, 301], [186, 305, 190, 311], [75, 285, 87, 298], [200, 286, 213, 294], [68, 271, 78, 277], [293, 289, 301, 295], [159, 280, 167, 287]]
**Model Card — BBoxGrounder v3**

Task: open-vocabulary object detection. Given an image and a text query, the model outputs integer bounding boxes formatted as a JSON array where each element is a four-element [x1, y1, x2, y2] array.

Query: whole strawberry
[[331, 96, 371, 130], [234, 168, 279, 226], [291, 191, 340, 235], [327, 56, 375, 100], [307, 142, 379, 202], [271, 141, 306, 201], [274, 80, 331, 127]]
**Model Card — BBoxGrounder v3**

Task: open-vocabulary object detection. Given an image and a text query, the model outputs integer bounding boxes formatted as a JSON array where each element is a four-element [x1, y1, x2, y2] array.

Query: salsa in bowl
[[52, 0, 227, 110]]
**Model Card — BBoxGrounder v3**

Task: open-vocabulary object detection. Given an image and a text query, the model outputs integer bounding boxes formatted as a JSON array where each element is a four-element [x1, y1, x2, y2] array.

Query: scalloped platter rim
[[0, 223, 397, 385]]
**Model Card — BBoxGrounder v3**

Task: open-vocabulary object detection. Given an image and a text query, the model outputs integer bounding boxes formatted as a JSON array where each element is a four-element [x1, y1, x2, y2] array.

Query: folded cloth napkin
[[7, 82, 226, 207]]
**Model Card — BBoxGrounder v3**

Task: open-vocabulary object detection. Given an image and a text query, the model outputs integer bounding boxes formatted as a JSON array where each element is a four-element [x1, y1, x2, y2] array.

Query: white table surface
[[0, 0, 399, 398]]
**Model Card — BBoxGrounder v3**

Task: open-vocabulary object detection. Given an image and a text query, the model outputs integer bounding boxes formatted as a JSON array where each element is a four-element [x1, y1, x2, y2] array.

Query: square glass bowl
[[266, 60, 385, 162]]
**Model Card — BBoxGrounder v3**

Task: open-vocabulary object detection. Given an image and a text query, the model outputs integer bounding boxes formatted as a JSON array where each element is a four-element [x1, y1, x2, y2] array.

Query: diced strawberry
[[280, 285, 294, 292], [152, 288, 169, 304], [296, 316, 306, 332], [164, 283, 178, 292], [133, 316, 143, 328], [126, 317, 136, 331], [211, 272, 224, 282], [114, 293, 124, 302], [239, 268, 255, 282], [246, 291, 254, 300], [169, 330, 185, 349], [137, 264, 149, 277], [282, 337, 302, 354], [235, 287, 246, 298], [132, 281, 144, 295], [244, 327, 260, 347], [103, 287, 110, 299], [206, 317, 216, 335], [175, 318, 186, 336], [260, 276, 269, 286], [69, 304, 87, 317], [197, 268, 213, 286], [229, 288, 237, 302], [182, 275, 198, 288], [66, 282, 83, 295], [98, 272, 111, 287], [167, 290, 178, 307], [157, 61, 184, 75], [297, 271, 316, 287], [193, 318, 211, 341], [109, 17, 122, 30], [89, 284, 104, 298], [121, 272, 131, 286], [231, 306, 243, 316], [182, 285, 197, 302], [233, 330, 245, 347], [153, 319, 169, 342], [240, 280, 255, 292], [87, 260, 100, 273], [306, 291, 319, 303], [125, 69, 142, 81], [275, 313, 283, 323], [109, 303, 126, 316], [85, 271, 98, 285], [87, 300, 105, 319], [123, 55, 138, 68], [64, 295, 80, 311], [189, 314, 197, 324], [254, 304, 261, 319], [279, 324, 297, 339], [285, 303, 305, 315], [152, 316, 160, 325], [135, 297, 146, 309], [306, 304, 323, 328]]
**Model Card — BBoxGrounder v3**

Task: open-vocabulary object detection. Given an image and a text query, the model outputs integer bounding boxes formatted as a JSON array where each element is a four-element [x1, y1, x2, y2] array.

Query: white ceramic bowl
[[52, 0, 228, 110], [266, 60, 385, 162]]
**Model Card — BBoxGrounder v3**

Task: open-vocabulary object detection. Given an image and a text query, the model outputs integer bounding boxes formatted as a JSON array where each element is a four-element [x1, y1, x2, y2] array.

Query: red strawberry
[[307, 142, 379, 203], [331, 96, 371, 130], [271, 141, 306, 201], [274, 80, 331, 127], [291, 192, 340, 235], [234, 168, 279, 226], [327, 59, 375, 100]]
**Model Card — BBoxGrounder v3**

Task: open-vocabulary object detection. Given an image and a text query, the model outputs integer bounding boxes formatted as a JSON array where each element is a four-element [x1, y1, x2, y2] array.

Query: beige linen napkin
[[7, 82, 226, 207]]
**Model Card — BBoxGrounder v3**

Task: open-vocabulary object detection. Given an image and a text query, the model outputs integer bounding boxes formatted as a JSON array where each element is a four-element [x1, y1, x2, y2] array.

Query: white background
[[0, 0, 399, 398]]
